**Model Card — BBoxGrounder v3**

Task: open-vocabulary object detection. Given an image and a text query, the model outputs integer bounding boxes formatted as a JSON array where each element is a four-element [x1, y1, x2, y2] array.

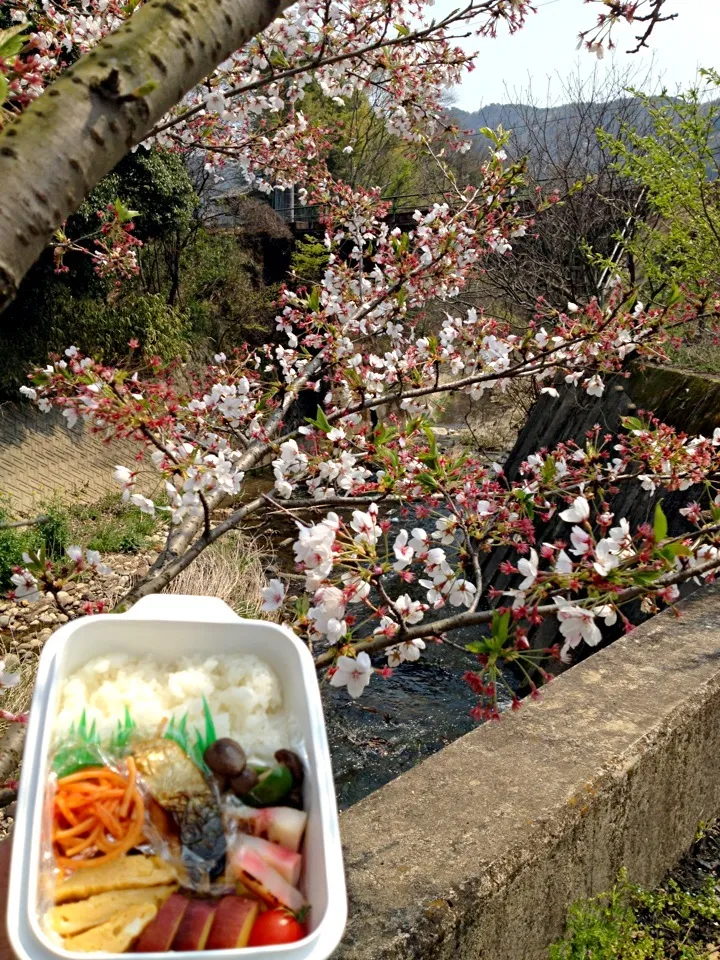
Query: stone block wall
[[0, 401, 146, 514]]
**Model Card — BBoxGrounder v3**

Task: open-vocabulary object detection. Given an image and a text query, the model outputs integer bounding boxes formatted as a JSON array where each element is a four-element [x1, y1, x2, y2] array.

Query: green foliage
[[0, 286, 189, 396], [73, 149, 197, 242], [69, 494, 160, 554], [34, 501, 70, 559], [299, 86, 423, 196], [550, 874, 659, 960], [291, 235, 329, 287], [0, 148, 278, 395], [599, 72, 720, 297], [549, 870, 719, 960], [180, 230, 279, 349], [0, 496, 69, 588], [0, 149, 198, 397], [52, 291, 190, 362]]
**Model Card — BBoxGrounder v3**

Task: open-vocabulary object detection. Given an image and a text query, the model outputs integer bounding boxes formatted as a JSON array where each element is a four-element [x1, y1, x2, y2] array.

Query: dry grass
[[162, 533, 269, 618]]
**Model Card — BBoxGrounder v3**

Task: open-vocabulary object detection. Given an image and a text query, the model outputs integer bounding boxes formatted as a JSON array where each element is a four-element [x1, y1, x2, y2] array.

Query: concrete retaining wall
[[0, 401, 146, 513], [337, 584, 720, 959]]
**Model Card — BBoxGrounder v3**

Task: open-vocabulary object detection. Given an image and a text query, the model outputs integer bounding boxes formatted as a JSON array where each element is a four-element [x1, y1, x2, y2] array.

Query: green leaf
[[113, 198, 140, 223], [306, 287, 321, 312], [0, 75, 8, 107], [653, 501, 668, 542], [416, 471, 439, 492], [394, 22, 410, 36], [632, 571, 660, 587], [421, 423, 438, 460], [622, 416, 644, 433], [466, 640, 489, 655], [541, 456, 556, 483], [269, 49, 289, 69], [306, 407, 332, 434], [0, 23, 29, 59], [491, 610, 510, 645]]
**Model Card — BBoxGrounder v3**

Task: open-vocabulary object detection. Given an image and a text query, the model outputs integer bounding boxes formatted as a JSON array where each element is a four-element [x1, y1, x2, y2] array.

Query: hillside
[[449, 97, 720, 166]]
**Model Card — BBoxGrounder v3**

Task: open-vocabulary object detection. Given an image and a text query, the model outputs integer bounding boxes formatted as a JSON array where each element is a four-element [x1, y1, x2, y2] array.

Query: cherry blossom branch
[[313, 554, 720, 667], [0, 515, 49, 530], [0, 0, 298, 309], [117, 495, 268, 607], [147, 0, 496, 139]]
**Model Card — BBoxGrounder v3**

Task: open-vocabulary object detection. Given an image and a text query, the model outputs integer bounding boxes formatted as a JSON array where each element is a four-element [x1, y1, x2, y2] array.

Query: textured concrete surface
[[336, 585, 720, 959], [0, 401, 149, 512]]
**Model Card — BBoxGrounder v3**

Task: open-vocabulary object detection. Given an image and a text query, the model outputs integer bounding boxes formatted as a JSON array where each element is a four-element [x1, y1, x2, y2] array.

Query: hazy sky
[[440, 0, 720, 111]]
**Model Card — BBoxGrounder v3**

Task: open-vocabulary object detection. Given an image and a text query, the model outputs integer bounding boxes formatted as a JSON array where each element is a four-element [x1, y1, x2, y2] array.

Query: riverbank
[[336, 581, 720, 960]]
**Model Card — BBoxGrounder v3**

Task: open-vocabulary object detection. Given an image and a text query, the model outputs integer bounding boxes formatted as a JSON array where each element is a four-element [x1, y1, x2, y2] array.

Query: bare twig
[[0, 515, 49, 530]]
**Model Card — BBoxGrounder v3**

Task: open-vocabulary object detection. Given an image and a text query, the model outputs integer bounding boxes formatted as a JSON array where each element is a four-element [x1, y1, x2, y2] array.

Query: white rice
[[55, 653, 292, 763]]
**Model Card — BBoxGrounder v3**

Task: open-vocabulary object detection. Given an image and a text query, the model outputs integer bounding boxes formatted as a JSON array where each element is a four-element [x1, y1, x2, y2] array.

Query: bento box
[[7, 594, 347, 960]]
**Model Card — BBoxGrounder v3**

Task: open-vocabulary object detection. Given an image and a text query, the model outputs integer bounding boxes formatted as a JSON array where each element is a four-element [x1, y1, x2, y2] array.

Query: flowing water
[[243, 398, 518, 809], [324, 627, 517, 810]]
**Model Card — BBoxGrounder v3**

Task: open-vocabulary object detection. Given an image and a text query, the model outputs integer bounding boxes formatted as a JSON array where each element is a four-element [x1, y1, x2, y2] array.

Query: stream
[[244, 394, 518, 810]]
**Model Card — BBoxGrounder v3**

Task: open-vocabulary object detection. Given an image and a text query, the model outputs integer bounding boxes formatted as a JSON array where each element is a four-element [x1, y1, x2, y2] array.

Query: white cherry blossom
[[517, 549, 538, 589], [392, 530, 414, 571], [395, 594, 425, 624], [130, 494, 155, 516], [10, 570, 40, 604], [330, 652, 372, 699], [261, 578, 286, 612], [387, 637, 426, 666], [448, 579, 477, 608], [559, 496, 590, 524]]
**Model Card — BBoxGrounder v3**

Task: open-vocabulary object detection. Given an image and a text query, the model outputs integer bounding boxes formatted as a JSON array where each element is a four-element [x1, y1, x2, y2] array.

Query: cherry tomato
[[248, 909, 307, 946]]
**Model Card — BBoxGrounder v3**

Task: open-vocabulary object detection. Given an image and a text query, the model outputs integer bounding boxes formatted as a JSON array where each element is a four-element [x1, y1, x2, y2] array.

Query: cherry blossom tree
[[0, 0, 675, 305], [0, 0, 713, 726]]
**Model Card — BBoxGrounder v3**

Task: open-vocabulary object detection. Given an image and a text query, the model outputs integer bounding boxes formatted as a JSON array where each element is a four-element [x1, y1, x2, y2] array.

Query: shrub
[[69, 494, 160, 555], [550, 870, 718, 960], [0, 498, 70, 588], [34, 501, 70, 559]]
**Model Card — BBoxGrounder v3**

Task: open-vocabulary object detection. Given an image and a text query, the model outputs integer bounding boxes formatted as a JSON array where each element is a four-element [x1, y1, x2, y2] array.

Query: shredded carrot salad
[[52, 761, 145, 870]]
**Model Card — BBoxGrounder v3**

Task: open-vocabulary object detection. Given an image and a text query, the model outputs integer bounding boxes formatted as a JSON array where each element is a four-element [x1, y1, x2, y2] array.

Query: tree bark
[[0, 0, 290, 312]]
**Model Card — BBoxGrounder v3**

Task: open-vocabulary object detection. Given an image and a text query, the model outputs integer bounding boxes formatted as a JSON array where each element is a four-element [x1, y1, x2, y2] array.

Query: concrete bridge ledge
[[336, 584, 720, 959]]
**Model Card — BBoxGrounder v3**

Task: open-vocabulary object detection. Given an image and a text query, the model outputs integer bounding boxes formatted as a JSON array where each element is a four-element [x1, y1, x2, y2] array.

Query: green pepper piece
[[246, 764, 293, 806]]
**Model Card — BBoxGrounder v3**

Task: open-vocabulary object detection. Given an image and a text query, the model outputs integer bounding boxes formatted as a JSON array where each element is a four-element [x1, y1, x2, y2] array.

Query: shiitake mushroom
[[285, 786, 304, 810], [204, 738, 247, 779], [229, 768, 260, 797], [274, 749, 304, 785]]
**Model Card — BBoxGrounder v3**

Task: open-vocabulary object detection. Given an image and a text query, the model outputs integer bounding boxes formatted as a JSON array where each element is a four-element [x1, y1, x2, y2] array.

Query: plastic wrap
[[38, 706, 310, 952]]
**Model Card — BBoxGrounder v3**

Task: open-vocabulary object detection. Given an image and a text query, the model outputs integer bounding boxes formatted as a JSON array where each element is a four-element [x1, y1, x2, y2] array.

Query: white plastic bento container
[[7, 594, 347, 960]]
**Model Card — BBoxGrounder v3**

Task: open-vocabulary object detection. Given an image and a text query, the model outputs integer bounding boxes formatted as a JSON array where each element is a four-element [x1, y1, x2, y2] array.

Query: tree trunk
[[0, 0, 291, 312]]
